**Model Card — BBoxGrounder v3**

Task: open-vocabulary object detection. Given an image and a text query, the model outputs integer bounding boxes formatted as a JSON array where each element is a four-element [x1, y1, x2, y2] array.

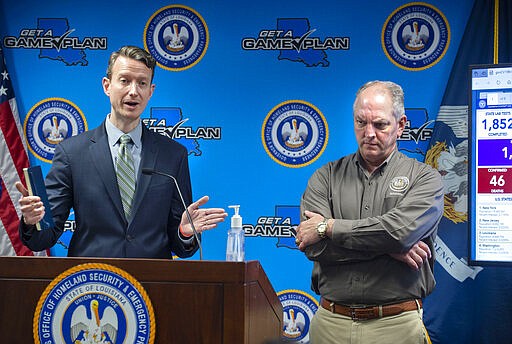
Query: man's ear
[[102, 77, 111, 96], [397, 114, 407, 137]]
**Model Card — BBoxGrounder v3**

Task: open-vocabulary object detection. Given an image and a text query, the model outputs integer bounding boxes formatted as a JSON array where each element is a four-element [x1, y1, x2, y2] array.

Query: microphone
[[141, 168, 203, 260]]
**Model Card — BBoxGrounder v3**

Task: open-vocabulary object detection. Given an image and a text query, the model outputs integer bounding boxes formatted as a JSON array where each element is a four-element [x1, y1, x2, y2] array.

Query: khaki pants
[[310, 305, 430, 344]]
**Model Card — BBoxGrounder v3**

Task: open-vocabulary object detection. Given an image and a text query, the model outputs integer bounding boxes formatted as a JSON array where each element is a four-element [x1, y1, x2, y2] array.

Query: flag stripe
[[0, 178, 33, 256], [0, 127, 31, 256], [0, 48, 45, 257], [0, 101, 29, 181], [0, 222, 16, 256]]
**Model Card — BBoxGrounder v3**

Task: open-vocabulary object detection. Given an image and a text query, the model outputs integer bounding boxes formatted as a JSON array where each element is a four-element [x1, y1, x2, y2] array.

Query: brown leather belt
[[320, 298, 422, 321]]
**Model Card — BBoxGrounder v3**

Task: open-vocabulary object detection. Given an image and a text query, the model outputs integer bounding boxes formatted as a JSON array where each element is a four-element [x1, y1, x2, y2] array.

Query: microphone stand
[[142, 168, 203, 260]]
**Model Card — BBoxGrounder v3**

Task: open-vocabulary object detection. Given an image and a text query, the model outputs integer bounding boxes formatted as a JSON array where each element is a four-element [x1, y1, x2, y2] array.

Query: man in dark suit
[[16, 45, 227, 258]]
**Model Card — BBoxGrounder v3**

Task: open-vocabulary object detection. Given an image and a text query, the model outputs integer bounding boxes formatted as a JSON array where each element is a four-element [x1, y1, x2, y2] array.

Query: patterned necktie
[[116, 134, 135, 219]]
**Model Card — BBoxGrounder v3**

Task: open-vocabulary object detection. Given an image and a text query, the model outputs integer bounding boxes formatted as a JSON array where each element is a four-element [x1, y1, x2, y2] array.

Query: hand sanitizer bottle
[[226, 205, 245, 261]]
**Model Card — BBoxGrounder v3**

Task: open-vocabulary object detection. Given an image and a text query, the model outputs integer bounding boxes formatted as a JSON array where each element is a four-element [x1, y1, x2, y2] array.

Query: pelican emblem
[[282, 118, 308, 148], [70, 299, 118, 343], [164, 23, 189, 52], [402, 21, 430, 51], [283, 309, 306, 339], [42, 115, 68, 144]]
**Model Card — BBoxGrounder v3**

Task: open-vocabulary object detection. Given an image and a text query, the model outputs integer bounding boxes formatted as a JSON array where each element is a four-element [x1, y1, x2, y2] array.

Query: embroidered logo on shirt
[[389, 176, 410, 193]]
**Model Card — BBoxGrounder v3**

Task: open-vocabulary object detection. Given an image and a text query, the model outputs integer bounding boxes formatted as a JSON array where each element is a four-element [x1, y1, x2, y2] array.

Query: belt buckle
[[329, 302, 335, 313], [350, 307, 375, 321], [350, 308, 359, 321]]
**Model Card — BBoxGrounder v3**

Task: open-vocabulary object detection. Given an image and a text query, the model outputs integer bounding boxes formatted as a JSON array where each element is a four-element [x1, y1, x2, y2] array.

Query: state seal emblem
[[382, 2, 450, 71], [390, 176, 410, 193], [34, 263, 155, 343], [278, 289, 318, 343], [144, 5, 209, 71], [24, 97, 87, 162], [262, 100, 328, 168]]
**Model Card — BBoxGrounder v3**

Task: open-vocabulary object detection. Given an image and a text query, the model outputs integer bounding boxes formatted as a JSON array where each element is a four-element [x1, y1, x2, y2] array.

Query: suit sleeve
[[167, 146, 199, 258], [19, 143, 73, 251]]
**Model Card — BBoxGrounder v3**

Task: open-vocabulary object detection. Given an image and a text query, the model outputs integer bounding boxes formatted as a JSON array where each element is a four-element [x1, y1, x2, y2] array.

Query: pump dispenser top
[[228, 205, 242, 228]]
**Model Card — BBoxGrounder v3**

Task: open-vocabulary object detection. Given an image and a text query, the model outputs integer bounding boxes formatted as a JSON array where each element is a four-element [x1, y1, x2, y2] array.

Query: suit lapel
[[89, 121, 126, 222]]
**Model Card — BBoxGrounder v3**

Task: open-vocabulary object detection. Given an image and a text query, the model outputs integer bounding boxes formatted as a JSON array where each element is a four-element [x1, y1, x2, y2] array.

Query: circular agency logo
[[24, 97, 87, 163], [34, 263, 155, 344], [278, 289, 318, 343], [389, 176, 410, 193], [382, 2, 450, 71], [144, 5, 209, 71], [262, 100, 328, 168]]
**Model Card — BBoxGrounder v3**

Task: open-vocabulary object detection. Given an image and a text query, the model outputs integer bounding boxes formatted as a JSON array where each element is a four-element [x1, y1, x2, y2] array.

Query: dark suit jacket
[[20, 120, 198, 258]]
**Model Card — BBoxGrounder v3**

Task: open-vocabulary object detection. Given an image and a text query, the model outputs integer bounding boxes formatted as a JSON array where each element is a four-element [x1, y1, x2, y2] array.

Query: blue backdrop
[[4, 1, 508, 343]]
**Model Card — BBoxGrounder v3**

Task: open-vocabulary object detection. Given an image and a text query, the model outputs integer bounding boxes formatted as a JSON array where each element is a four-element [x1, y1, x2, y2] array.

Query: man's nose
[[364, 123, 376, 137], [128, 82, 138, 95]]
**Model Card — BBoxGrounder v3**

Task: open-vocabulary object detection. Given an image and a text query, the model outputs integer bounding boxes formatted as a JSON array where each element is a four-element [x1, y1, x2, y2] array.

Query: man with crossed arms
[[296, 80, 444, 344]]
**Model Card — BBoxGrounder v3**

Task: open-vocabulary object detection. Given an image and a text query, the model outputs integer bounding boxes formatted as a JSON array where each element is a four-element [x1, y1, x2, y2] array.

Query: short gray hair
[[353, 80, 405, 121]]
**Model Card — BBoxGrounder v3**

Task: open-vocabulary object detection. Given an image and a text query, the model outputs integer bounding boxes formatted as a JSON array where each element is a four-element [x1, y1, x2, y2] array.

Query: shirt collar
[[105, 115, 142, 149], [356, 149, 397, 176]]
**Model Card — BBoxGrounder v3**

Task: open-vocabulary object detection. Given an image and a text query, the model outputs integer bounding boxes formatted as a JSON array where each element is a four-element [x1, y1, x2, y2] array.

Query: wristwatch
[[316, 219, 328, 239]]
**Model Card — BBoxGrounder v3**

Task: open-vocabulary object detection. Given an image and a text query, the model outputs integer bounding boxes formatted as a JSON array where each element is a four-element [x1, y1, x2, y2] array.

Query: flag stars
[[0, 85, 7, 96], [1, 70, 8, 80]]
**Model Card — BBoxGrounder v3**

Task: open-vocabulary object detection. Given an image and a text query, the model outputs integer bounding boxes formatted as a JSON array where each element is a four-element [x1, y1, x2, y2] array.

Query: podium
[[0, 256, 283, 343]]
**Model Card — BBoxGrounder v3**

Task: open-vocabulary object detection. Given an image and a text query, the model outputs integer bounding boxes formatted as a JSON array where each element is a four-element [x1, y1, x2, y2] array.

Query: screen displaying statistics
[[469, 64, 512, 266]]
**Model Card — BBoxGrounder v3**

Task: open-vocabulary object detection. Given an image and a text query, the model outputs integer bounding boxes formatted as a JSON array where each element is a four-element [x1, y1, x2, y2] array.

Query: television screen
[[469, 63, 512, 266]]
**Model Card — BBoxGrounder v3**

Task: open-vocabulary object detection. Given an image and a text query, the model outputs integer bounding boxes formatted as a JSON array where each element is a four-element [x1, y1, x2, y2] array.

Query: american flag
[[0, 47, 46, 256]]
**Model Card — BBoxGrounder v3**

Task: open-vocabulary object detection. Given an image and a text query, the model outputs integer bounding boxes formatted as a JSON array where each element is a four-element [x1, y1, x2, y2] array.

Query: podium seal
[[33, 263, 155, 343], [278, 289, 318, 343]]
